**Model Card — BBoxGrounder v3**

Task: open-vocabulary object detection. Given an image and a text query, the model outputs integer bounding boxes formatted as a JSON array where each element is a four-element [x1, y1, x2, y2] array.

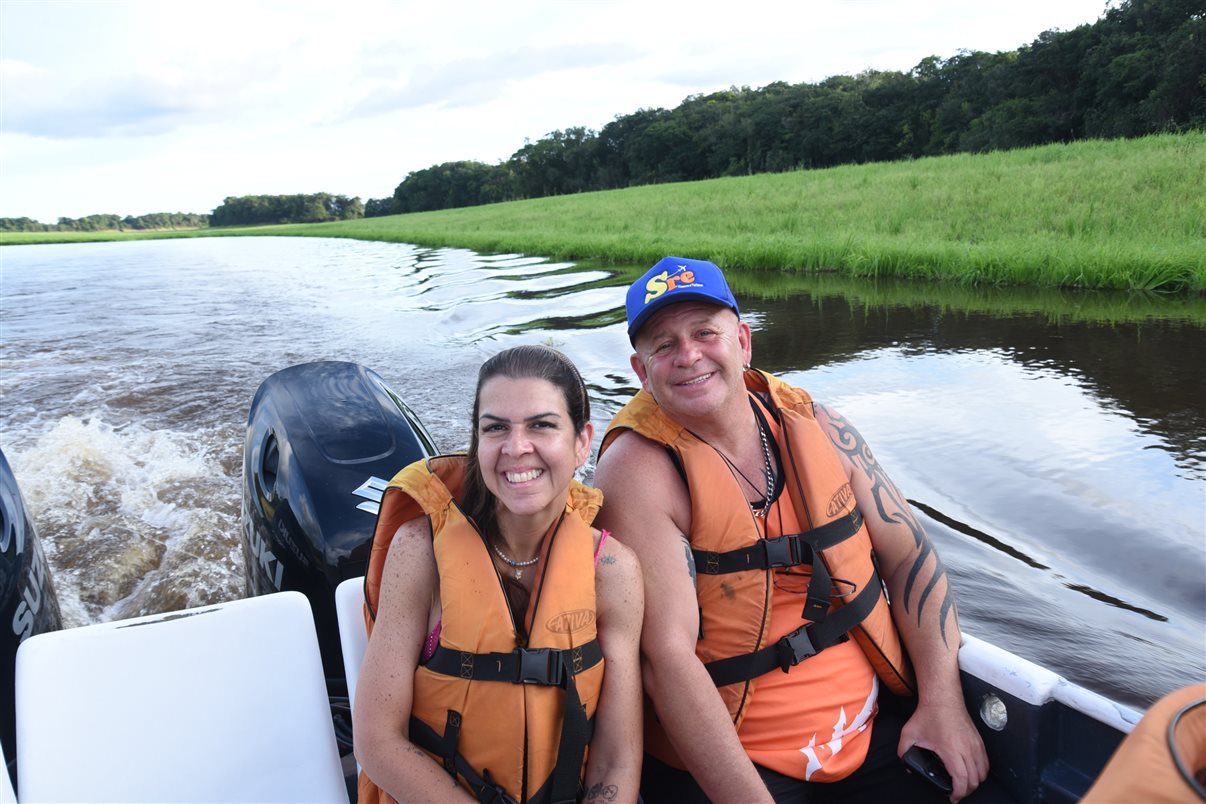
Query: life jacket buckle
[[775, 625, 817, 672], [516, 647, 564, 685], [762, 535, 799, 568]]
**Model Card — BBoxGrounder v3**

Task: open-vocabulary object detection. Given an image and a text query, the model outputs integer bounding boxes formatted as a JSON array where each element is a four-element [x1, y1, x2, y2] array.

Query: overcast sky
[[1, 0, 1109, 223]]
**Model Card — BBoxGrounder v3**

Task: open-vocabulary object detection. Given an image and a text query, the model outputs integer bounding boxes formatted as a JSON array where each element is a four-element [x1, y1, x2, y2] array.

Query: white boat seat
[[334, 576, 368, 776], [15, 591, 348, 803], [334, 576, 368, 713]]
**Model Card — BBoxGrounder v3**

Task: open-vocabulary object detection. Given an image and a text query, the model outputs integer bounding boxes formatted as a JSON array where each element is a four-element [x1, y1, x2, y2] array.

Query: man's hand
[[898, 699, 988, 803]]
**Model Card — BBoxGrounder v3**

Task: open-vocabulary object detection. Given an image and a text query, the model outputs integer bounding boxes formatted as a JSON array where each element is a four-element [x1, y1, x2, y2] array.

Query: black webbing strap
[[419, 641, 602, 804], [540, 664, 592, 804], [802, 556, 832, 624], [694, 508, 860, 626], [423, 639, 603, 684], [409, 714, 518, 804], [692, 508, 863, 576], [703, 566, 883, 688], [441, 709, 462, 775]]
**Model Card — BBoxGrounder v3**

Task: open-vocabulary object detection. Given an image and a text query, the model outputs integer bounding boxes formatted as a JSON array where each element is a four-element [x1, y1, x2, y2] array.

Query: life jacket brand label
[[826, 483, 854, 517], [546, 609, 595, 634], [644, 267, 697, 304]]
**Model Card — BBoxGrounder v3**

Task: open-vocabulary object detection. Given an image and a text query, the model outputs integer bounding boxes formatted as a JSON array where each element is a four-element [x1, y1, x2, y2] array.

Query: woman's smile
[[504, 468, 545, 484]]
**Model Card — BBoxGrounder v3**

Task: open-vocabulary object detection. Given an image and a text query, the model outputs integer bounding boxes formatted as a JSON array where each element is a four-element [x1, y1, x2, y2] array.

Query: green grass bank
[[6, 133, 1204, 293]]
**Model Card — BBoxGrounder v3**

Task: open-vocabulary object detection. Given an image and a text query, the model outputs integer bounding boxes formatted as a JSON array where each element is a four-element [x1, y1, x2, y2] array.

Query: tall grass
[[5, 133, 1203, 293], [717, 269, 1206, 326]]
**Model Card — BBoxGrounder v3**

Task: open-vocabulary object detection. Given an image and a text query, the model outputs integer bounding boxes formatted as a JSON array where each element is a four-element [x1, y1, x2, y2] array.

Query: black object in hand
[[902, 745, 954, 794]]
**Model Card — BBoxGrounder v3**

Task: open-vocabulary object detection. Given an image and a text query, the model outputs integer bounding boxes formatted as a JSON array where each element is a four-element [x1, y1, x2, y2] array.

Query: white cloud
[[349, 42, 643, 116], [0, 0, 1109, 222]]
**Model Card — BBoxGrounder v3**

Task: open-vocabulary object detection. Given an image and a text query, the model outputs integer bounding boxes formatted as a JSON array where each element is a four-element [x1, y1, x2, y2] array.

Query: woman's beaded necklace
[[491, 542, 539, 580]]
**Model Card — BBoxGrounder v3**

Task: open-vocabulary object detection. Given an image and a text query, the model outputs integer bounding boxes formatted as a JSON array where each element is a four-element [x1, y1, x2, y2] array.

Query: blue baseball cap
[[626, 256, 740, 341]]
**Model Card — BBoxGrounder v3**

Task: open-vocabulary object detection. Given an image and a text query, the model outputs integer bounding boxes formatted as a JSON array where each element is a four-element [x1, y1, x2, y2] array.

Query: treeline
[[0, 211, 209, 232], [4, 192, 366, 232], [368, 0, 1204, 216], [209, 193, 363, 227]]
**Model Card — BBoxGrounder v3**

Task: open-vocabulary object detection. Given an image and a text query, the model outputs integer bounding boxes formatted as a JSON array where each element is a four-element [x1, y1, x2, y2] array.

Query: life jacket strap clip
[[762, 534, 804, 568], [517, 647, 567, 685], [776, 625, 819, 672], [424, 640, 602, 685]]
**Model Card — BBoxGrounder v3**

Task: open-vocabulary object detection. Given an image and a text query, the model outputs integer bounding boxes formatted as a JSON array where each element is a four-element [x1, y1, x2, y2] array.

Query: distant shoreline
[[4, 133, 1203, 294]]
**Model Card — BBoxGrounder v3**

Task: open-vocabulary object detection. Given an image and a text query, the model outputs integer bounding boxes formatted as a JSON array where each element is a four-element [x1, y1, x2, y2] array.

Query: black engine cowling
[[1, 447, 63, 789], [239, 362, 437, 690]]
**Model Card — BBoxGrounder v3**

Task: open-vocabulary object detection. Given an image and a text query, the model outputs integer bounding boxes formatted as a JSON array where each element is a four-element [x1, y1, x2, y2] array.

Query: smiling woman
[[352, 344, 645, 804]]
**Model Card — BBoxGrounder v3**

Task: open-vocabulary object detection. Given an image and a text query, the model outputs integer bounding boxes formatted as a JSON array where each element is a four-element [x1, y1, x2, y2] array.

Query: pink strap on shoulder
[[594, 529, 610, 565]]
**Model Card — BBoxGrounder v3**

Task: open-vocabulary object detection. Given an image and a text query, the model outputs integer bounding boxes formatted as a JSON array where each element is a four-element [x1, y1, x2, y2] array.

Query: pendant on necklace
[[492, 540, 539, 581]]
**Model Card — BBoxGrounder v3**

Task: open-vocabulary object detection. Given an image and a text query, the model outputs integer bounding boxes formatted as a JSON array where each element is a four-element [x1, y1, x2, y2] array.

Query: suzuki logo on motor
[[644, 267, 697, 304], [245, 518, 284, 590], [11, 548, 46, 642]]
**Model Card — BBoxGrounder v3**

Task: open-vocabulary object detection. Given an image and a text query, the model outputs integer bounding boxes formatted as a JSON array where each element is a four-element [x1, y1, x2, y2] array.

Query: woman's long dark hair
[[461, 344, 591, 545]]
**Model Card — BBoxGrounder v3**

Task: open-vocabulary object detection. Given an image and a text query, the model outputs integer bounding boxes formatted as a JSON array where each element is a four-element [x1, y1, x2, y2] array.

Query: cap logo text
[[644, 267, 697, 304]]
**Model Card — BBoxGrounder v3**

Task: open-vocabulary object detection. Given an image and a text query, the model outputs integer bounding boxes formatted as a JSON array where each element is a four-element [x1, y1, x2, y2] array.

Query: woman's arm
[[582, 533, 645, 804], [352, 517, 474, 803]]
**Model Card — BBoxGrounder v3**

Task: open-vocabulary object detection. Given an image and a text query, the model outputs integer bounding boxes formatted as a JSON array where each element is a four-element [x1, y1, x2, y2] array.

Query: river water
[[1, 237, 1202, 709]]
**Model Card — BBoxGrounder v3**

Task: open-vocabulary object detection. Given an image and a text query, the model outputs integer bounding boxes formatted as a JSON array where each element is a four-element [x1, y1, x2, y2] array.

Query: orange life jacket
[[358, 456, 606, 804], [600, 371, 914, 741], [1082, 683, 1206, 803]]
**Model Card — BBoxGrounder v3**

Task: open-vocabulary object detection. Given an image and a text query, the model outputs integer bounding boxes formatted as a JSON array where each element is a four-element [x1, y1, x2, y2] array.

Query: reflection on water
[[1, 237, 1202, 709]]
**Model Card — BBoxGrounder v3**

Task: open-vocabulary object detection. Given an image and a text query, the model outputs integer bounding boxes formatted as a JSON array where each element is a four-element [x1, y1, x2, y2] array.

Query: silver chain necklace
[[752, 418, 775, 518], [492, 542, 539, 580]]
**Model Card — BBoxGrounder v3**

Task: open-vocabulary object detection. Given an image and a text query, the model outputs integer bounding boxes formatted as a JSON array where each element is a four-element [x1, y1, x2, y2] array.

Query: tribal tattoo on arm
[[816, 404, 956, 645]]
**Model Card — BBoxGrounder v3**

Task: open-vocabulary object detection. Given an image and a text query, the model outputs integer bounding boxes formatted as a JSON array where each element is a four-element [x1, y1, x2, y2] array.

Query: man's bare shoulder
[[594, 429, 689, 540], [600, 427, 671, 462], [595, 428, 679, 491]]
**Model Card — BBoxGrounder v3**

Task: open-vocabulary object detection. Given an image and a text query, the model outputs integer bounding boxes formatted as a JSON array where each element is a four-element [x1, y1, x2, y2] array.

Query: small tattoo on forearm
[[682, 536, 696, 583], [599, 554, 616, 565], [584, 782, 619, 802]]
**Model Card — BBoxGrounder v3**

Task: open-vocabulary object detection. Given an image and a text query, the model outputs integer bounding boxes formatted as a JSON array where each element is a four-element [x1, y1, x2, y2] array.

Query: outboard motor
[[240, 361, 436, 693], [1, 447, 63, 791]]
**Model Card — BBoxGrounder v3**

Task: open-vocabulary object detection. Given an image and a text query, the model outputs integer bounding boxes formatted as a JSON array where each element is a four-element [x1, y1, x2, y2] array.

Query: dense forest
[[366, 0, 1204, 216], [0, 211, 209, 232], [0, 193, 364, 232], [208, 193, 363, 227]]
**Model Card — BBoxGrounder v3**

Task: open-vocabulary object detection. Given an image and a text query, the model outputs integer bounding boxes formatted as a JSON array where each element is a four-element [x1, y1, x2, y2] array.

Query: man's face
[[630, 301, 751, 425]]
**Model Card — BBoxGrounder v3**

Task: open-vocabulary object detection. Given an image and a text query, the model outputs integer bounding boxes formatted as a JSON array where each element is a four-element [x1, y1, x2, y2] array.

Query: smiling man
[[594, 256, 990, 803]]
